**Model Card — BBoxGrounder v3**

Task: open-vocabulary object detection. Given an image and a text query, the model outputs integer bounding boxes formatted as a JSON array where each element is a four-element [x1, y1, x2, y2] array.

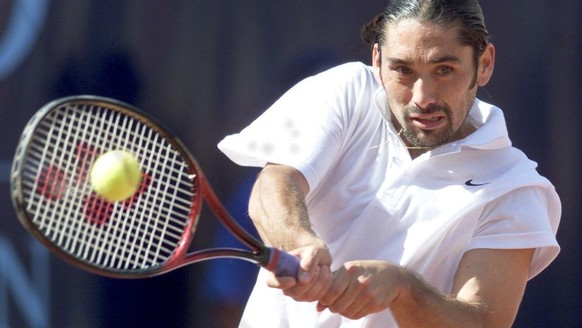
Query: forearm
[[248, 164, 319, 250], [390, 249, 532, 327], [391, 269, 487, 328], [319, 261, 488, 326], [251, 165, 334, 300]]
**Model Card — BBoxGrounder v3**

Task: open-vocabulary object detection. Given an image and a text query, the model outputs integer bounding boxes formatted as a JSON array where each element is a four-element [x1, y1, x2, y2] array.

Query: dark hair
[[361, 0, 489, 63]]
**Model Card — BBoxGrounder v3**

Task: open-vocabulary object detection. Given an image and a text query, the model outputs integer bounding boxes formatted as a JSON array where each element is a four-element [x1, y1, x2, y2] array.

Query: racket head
[[11, 95, 203, 278]]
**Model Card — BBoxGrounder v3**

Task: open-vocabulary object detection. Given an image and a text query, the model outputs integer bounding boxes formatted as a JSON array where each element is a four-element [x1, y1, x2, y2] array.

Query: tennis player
[[218, 0, 561, 327]]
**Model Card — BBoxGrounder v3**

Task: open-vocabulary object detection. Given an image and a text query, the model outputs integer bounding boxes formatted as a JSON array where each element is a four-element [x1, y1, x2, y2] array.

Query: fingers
[[298, 265, 334, 301], [316, 268, 351, 313], [265, 242, 334, 303], [266, 275, 297, 290], [317, 260, 397, 319], [294, 242, 332, 273], [265, 265, 333, 302], [319, 285, 380, 320], [267, 251, 399, 320], [340, 296, 380, 320], [284, 264, 334, 302]]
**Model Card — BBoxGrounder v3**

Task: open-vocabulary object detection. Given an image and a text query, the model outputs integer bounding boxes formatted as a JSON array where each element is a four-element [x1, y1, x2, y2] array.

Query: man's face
[[374, 19, 494, 149]]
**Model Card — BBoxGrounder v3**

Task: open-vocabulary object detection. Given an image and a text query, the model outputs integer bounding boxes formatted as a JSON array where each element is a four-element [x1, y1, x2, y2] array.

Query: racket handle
[[266, 247, 300, 278]]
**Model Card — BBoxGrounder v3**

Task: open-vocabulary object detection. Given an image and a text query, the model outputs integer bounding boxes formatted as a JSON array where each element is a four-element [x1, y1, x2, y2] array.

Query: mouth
[[409, 114, 446, 130]]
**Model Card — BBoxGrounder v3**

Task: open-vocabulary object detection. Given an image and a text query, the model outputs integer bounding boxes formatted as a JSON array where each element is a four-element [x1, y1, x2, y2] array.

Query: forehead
[[383, 19, 471, 62]]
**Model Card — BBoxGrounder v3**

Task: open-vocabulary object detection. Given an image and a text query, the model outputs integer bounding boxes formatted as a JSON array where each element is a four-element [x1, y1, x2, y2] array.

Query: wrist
[[390, 267, 414, 306], [294, 232, 327, 250]]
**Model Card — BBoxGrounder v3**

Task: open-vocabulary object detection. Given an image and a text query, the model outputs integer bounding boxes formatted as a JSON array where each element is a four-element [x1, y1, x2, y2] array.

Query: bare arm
[[249, 163, 333, 301], [248, 163, 315, 250], [318, 248, 534, 327], [448, 248, 534, 327]]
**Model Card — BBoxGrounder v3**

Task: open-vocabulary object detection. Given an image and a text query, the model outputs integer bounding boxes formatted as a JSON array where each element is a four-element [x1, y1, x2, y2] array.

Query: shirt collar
[[373, 87, 512, 152]]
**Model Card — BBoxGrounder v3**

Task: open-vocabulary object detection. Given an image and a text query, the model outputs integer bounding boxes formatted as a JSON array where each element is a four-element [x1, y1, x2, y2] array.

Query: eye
[[392, 66, 413, 75], [436, 65, 454, 76]]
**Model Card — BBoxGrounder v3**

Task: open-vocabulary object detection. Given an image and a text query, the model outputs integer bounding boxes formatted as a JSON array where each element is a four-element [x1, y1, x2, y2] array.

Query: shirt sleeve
[[217, 63, 370, 190], [467, 186, 561, 279]]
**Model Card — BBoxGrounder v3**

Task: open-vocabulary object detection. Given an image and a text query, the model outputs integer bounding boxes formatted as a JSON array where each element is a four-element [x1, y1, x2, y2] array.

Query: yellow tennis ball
[[89, 150, 142, 202]]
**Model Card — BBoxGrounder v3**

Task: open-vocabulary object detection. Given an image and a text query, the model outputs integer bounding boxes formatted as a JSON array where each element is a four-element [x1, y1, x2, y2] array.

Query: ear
[[372, 43, 383, 84], [476, 43, 495, 87]]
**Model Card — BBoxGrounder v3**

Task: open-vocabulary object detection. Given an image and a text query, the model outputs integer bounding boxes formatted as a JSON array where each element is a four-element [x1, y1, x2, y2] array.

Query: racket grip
[[266, 247, 300, 278]]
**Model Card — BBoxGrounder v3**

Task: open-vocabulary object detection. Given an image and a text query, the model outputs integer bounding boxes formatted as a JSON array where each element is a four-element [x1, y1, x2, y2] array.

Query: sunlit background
[[0, 1, 580, 327]]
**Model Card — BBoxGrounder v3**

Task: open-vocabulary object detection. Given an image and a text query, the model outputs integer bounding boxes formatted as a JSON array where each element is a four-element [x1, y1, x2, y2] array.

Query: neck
[[395, 120, 478, 160], [393, 128, 434, 159]]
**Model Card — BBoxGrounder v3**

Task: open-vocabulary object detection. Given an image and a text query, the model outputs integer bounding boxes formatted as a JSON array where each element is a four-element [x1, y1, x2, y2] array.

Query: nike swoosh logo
[[465, 179, 489, 187]]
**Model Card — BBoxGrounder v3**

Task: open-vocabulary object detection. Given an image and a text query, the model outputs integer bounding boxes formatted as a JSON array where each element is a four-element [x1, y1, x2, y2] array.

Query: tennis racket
[[10, 95, 299, 279]]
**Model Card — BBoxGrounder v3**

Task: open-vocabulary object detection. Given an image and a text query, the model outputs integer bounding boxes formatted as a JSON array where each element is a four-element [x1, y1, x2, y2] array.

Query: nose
[[411, 78, 437, 110]]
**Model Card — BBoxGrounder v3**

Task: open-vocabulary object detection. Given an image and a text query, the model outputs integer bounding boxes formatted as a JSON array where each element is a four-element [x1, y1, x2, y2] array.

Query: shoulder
[[298, 62, 379, 91], [322, 61, 375, 77], [278, 62, 381, 121]]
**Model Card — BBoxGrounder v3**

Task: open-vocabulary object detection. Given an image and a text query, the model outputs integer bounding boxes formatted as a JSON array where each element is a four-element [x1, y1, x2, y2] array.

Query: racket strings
[[20, 103, 197, 272]]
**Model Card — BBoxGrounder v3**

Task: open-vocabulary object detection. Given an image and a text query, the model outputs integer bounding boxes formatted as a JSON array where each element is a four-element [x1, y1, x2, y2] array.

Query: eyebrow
[[386, 55, 461, 65]]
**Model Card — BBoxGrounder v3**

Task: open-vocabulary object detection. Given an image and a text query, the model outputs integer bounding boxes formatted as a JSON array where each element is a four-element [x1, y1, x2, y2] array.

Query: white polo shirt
[[218, 62, 561, 328]]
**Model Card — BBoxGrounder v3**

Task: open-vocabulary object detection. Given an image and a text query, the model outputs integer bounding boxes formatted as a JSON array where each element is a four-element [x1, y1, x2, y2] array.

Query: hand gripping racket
[[10, 95, 299, 279]]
